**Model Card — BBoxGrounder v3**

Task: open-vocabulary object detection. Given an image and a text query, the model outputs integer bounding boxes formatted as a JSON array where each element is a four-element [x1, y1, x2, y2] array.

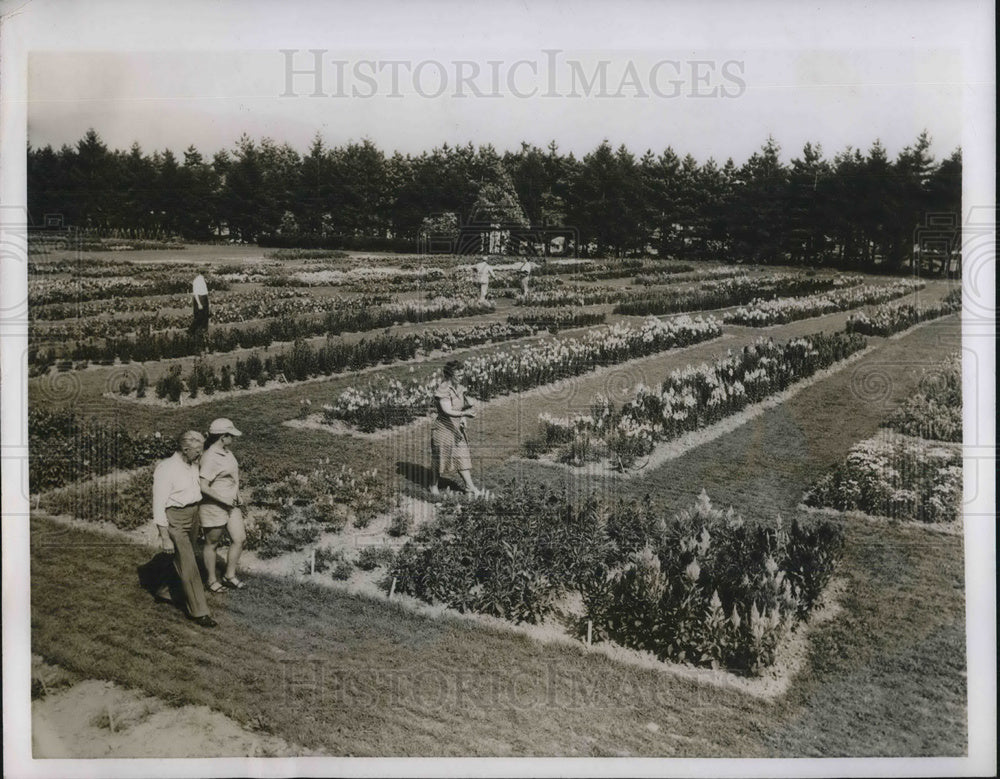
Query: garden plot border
[[101, 314, 673, 408], [521, 341, 878, 480], [795, 504, 963, 537], [281, 332, 734, 440], [885, 311, 961, 341], [31, 506, 845, 701]]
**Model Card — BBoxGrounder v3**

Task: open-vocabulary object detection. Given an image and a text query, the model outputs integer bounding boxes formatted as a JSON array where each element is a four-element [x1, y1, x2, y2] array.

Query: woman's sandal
[[207, 581, 226, 593], [222, 576, 247, 590]]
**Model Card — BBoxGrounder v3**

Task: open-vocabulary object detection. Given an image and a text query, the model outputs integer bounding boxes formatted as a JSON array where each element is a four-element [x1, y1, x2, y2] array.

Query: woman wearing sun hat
[[199, 418, 248, 591]]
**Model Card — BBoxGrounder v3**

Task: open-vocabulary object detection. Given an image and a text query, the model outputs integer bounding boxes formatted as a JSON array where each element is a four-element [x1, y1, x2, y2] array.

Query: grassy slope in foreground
[[30, 513, 964, 757]]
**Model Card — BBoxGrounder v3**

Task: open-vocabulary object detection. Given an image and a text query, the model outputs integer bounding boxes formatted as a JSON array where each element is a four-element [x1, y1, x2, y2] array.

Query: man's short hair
[[178, 430, 205, 448]]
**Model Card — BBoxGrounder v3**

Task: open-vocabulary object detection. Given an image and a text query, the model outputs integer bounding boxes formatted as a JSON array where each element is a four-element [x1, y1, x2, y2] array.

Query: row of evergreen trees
[[27, 129, 960, 269]]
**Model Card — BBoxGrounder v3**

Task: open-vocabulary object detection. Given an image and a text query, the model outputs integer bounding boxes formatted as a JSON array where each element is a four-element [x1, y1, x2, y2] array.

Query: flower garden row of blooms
[[536, 331, 867, 469], [31, 296, 496, 371], [323, 316, 722, 431], [723, 279, 927, 326], [608, 273, 864, 316], [49, 271, 878, 375], [144, 320, 543, 403], [803, 352, 963, 524]]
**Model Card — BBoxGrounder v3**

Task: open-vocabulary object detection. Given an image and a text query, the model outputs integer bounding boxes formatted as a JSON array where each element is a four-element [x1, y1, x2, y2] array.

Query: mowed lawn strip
[[761, 520, 966, 757], [33, 515, 779, 757]]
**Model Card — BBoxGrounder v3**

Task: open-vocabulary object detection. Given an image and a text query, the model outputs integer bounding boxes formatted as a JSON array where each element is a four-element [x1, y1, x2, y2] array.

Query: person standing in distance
[[152, 430, 216, 627], [199, 418, 248, 592], [473, 256, 496, 301], [191, 273, 210, 338], [518, 258, 539, 295]]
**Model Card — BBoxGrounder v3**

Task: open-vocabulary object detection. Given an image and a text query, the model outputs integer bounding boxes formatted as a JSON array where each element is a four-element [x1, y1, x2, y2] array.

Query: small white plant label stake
[[310, 548, 316, 576], [388, 577, 397, 600], [586, 620, 593, 646]]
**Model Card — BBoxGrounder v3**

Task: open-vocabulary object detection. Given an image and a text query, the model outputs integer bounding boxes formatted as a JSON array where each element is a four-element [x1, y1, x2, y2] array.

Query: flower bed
[[29, 409, 174, 492], [140, 321, 539, 403], [724, 280, 926, 326], [506, 308, 606, 330], [845, 288, 961, 336], [883, 353, 962, 442], [803, 431, 962, 523], [28, 274, 231, 307], [568, 259, 653, 281], [30, 287, 318, 323], [633, 266, 744, 286], [246, 461, 392, 557], [612, 274, 854, 317], [389, 485, 844, 675], [324, 315, 722, 431], [513, 285, 625, 307], [38, 457, 391, 546], [538, 331, 868, 469], [33, 296, 495, 367]]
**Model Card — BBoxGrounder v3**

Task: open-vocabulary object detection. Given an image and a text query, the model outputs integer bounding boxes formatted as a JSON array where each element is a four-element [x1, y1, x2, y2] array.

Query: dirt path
[[33, 671, 313, 758]]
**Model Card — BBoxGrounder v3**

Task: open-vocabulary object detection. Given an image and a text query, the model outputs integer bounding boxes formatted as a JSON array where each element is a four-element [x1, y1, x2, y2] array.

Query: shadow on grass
[[395, 460, 463, 499], [135, 548, 233, 616]]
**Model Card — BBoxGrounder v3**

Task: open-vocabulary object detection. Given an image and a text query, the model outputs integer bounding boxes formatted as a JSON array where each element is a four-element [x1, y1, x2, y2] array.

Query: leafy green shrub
[[245, 504, 323, 559], [39, 467, 155, 531], [804, 432, 962, 523], [29, 409, 173, 492], [301, 544, 347, 575], [386, 507, 413, 537], [585, 491, 844, 675], [389, 483, 613, 624], [355, 545, 396, 571], [155, 366, 184, 402]]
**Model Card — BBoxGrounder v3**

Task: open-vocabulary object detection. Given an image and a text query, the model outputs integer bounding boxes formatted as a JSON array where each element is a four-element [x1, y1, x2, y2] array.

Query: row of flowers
[[324, 315, 723, 432], [389, 485, 844, 675], [32, 296, 496, 368], [536, 331, 868, 469], [612, 273, 860, 317], [845, 288, 961, 336], [724, 280, 926, 326], [28, 275, 210, 307], [882, 352, 962, 442], [140, 320, 540, 402], [633, 266, 745, 286], [803, 430, 962, 524], [30, 286, 317, 323], [506, 307, 606, 330]]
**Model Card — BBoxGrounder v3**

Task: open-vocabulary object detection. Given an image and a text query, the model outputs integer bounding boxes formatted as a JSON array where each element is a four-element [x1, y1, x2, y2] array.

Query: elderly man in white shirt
[[152, 430, 215, 627]]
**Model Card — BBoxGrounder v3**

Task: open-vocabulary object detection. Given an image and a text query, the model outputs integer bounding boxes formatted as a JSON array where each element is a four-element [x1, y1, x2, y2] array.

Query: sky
[[20, 3, 977, 166]]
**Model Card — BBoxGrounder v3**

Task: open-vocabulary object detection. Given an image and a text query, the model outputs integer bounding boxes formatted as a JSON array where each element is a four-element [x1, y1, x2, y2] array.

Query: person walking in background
[[472, 257, 496, 301], [430, 360, 481, 497], [191, 273, 210, 337], [518, 258, 539, 295], [152, 430, 216, 627], [199, 418, 248, 592]]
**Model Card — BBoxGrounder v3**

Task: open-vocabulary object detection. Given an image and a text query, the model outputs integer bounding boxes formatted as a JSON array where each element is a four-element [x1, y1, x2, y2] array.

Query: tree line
[[27, 129, 960, 271]]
